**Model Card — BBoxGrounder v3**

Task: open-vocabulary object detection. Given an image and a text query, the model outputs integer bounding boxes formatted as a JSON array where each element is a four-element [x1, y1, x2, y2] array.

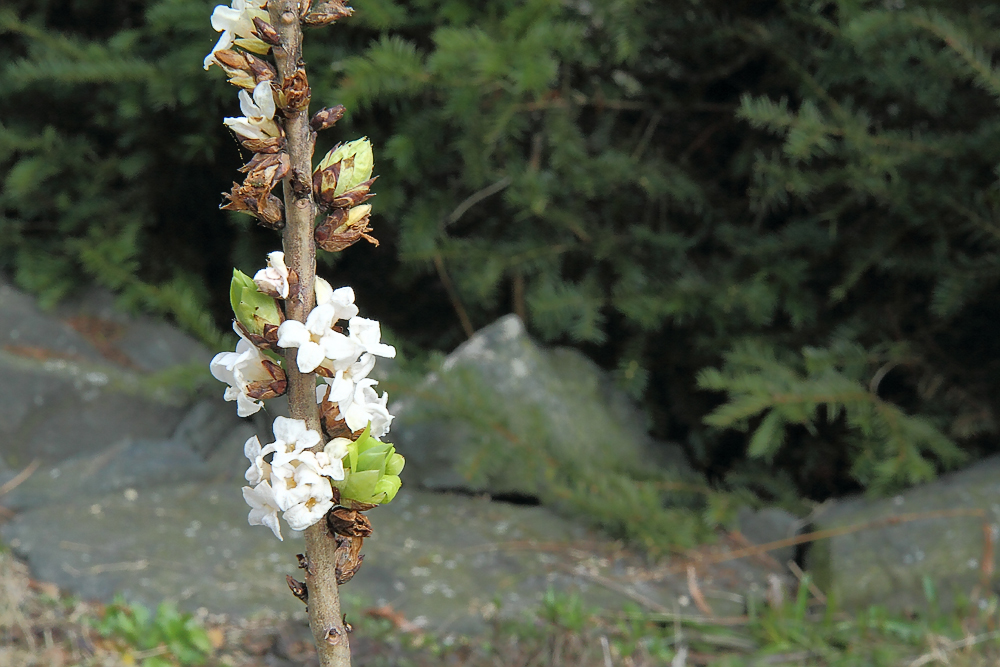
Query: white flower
[[271, 458, 335, 530], [243, 435, 270, 485], [348, 317, 396, 359], [341, 378, 394, 437], [277, 302, 364, 373], [318, 284, 360, 320], [324, 437, 351, 462], [317, 353, 377, 404], [254, 251, 290, 299], [243, 481, 282, 540], [271, 462, 326, 510], [283, 495, 335, 532], [204, 0, 270, 70], [296, 450, 346, 481], [223, 82, 279, 140], [209, 325, 273, 417], [263, 416, 322, 469]]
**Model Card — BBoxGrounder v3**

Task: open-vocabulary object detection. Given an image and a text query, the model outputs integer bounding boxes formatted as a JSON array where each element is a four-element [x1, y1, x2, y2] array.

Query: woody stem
[[268, 1, 351, 665]]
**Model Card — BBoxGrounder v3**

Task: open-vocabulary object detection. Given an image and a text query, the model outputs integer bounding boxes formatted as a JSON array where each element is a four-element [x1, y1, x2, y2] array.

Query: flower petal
[[276, 320, 311, 348]]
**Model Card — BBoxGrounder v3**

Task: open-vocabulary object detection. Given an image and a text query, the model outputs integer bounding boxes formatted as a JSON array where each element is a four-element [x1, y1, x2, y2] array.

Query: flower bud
[[311, 106, 345, 132], [213, 49, 277, 90], [230, 269, 284, 336], [252, 17, 282, 46], [313, 138, 375, 208], [314, 204, 377, 253], [302, 0, 353, 26], [333, 424, 404, 505]]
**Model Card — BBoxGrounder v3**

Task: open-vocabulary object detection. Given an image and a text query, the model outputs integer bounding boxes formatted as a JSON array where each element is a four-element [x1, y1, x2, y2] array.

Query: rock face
[[0, 282, 208, 470], [390, 315, 689, 496], [807, 456, 1000, 611]]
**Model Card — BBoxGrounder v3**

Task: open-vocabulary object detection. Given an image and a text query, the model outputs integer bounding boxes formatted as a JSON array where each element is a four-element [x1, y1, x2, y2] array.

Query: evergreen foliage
[[3, 0, 1000, 507]]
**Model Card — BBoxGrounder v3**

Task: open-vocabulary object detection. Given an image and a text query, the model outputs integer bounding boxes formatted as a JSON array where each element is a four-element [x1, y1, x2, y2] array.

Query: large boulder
[[806, 456, 1000, 610], [0, 281, 212, 470], [390, 315, 689, 496]]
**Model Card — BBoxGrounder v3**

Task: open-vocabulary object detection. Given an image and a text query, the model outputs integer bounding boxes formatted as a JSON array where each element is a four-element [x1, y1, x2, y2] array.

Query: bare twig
[[786, 560, 826, 604], [686, 565, 714, 616], [0, 459, 40, 497], [433, 253, 475, 338]]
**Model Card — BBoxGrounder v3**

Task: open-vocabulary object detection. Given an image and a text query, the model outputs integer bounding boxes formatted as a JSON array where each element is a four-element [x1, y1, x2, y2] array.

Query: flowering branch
[[205, 2, 395, 666]]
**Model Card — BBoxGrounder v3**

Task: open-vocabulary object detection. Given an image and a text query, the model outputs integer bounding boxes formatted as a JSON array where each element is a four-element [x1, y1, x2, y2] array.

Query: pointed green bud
[[340, 469, 380, 504], [356, 448, 388, 476], [333, 422, 404, 505], [230, 269, 282, 336], [373, 474, 401, 503], [385, 452, 405, 477], [315, 138, 373, 195]]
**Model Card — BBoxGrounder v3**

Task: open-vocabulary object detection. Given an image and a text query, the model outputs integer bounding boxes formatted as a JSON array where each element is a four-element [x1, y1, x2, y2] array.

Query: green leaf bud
[[385, 453, 405, 476], [373, 474, 401, 503], [333, 422, 405, 505], [313, 138, 376, 210], [230, 269, 282, 336]]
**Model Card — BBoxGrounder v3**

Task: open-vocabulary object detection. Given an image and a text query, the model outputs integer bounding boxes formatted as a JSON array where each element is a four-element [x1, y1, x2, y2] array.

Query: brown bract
[[240, 135, 285, 154], [302, 1, 353, 26], [281, 69, 311, 111], [236, 321, 283, 351], [314, 207, 378, 253], [244, 359, 288, 401], [221, 182, 285, 229], [332, 535, 364, 585], [286, 575, 309, 604], [240, 152, 291, 191], [311, 105, 346, 132], [326, 508, 373, 538], [214, 48, 278, 86], [252, 17, 282, 46]]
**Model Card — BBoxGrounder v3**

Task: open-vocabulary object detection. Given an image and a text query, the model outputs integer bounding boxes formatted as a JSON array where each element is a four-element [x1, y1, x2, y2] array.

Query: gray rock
[[2, 484, 767, 633], [736, 507, 801, 565], [807, 456, 1000, 610], [391, 315, 689, 496], [0, 281, 216, 471]]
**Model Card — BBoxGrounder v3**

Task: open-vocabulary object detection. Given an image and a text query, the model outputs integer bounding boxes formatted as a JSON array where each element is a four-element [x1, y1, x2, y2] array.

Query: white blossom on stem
[[262, 416, 322, 469], [348, 316, 397, 360], [204, 0, 270, 70], [242, 480, 282, 540], [341, 378, 394, 437], [243, 434, 270, 485], [210, 325, 274, 417], [253, 251, 290, 299], [223, 81, 279, 141], [277, 296, 364, 373]]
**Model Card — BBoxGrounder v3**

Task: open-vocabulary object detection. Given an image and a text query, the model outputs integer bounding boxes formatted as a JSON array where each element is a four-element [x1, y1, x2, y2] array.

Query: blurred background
[[4, 0, 1000, 660], [5, 0, 1000, 502]]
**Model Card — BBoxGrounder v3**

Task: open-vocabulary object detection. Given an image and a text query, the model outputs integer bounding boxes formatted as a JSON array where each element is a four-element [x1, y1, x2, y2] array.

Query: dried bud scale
[[311, 105, 346, 132]]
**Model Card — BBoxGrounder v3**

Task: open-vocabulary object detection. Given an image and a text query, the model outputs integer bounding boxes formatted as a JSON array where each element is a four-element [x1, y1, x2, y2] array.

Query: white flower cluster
[[278, 277, 396, 438], [242, 417, 347, 540], [210, 252, 399, 539]]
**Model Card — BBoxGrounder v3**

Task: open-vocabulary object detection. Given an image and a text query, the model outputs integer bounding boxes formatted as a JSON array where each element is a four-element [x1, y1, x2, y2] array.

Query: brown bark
[[268, 1, 352, 665]]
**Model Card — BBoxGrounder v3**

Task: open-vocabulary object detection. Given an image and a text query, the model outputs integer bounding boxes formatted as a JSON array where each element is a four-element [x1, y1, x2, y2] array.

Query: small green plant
[[91, 596, 212, 667]]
